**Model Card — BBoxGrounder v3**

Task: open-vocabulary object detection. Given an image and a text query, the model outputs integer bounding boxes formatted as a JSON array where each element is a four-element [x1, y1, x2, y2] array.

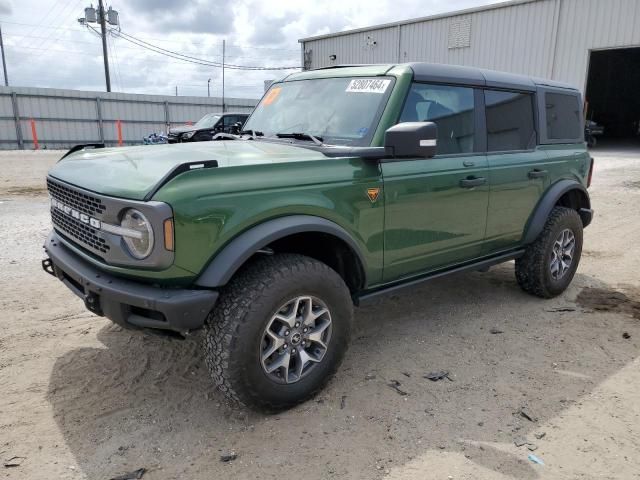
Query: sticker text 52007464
[[345, 79, 391, 94]]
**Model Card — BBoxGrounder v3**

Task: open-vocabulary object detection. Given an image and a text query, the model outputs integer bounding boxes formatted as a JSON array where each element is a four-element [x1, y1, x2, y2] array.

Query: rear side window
[[546, 93, 580, 140], [399, 83, 475, 155], [485, 90, 536, 151]]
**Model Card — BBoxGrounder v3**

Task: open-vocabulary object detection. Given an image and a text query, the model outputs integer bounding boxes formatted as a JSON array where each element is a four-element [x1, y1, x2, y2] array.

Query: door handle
[[459, 176, 487, 188], [528, 169, 548, 179]]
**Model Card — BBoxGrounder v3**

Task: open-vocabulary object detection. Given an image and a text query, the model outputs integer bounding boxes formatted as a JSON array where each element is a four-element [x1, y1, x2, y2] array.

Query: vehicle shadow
[[47, 264, 640, 479]]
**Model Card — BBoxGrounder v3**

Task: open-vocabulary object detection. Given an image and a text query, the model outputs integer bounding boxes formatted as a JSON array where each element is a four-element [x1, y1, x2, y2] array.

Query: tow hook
[[42, 257, 56, 277], [84, 292, 103, 315]]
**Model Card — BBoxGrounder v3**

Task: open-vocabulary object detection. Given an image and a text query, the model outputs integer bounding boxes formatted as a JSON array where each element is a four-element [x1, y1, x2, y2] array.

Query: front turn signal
[[163, 218, 174, 251]]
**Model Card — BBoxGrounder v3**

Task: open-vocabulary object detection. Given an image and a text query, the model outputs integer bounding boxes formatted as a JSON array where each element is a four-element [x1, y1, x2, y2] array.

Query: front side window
[[223, 115, 239, 126], [243, 77, 395, 146], [546, 93, 581, 140], [399, 83, 475, 155], [485, 90, 536, 151]]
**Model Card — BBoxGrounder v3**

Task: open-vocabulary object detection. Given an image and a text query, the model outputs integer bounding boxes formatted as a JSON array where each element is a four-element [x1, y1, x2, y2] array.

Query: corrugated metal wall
[[552, 0, 640, 88], [0, 86, 258, 150], [301, 0, 640, 91]]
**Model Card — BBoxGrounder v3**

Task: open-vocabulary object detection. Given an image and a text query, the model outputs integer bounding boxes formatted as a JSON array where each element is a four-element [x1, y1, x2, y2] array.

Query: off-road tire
[[204, 253, 353, 411], [516, 206, 583, 298]]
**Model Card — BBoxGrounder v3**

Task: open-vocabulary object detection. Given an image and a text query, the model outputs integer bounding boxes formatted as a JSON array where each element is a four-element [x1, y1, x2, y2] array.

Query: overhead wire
[[111, 29, 300, 70], [29, 0, 86, 59], [109, 33, 125, 91]]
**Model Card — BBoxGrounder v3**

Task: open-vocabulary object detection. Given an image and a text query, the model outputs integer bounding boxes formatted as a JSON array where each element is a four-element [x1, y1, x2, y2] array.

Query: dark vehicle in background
[[585, 119, 604, 147], [167, 112, 250, 143]]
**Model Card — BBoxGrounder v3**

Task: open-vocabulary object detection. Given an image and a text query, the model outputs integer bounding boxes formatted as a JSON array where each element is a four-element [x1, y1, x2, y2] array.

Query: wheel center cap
[[291, 332, 302, 345]]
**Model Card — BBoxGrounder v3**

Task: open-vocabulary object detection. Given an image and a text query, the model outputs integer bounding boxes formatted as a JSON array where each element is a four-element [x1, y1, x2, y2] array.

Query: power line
[[107, 32, 124, 91], [3, 32, 300, 62], [20, 0, 67, 49], [0, 20, 85, 31], [111, 29, 300, 70], [28, 0, 86, 59], [1, 20, 301, 53]]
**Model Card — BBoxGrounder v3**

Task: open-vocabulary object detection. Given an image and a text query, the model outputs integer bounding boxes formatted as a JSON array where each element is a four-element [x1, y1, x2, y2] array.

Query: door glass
[[399, 83, 475, 155], [546, 93, 581, 140], [485, 90, 536, 151], [223, 115, 238, 126]]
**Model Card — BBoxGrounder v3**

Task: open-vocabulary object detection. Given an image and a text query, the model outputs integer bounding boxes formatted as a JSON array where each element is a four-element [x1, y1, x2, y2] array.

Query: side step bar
[[356, 250, 525, 306]]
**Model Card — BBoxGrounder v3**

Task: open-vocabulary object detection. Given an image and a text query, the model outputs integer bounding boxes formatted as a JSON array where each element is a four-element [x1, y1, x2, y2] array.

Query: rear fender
[[522, 180, 592, 244]]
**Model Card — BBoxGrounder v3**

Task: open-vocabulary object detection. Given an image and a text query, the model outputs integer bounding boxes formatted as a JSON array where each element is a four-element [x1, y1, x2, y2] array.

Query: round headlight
[[121, 209, 154, 259]]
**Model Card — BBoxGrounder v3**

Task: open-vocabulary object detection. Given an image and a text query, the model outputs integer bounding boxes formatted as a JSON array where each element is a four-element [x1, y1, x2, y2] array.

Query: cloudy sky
[[0, 0, 501, 99]]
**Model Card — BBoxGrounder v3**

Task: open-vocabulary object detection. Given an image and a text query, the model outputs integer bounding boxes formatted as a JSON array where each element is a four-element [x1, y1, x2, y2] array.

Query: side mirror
[[384, 122, 437, 159]]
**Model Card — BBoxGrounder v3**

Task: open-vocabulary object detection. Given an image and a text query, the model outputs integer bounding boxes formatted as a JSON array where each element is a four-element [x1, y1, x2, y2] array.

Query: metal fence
[[0, 86, 258, 150]]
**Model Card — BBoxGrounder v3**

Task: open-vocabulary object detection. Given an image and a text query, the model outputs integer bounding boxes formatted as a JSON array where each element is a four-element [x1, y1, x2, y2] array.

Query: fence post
[[10, 92, 23, 150], [116, 120, 123, 146], [96, 97, 104, 144], [164, 101, 170, 132], [30, 118, 39, 150]]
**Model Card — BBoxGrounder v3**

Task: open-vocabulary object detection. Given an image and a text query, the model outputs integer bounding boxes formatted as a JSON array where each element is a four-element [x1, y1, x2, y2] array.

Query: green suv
[[42, 63, 594, 410]]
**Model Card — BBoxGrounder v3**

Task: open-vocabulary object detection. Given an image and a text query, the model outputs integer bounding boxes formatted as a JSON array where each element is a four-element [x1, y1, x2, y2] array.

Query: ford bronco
[[42, 63, 594, 410]]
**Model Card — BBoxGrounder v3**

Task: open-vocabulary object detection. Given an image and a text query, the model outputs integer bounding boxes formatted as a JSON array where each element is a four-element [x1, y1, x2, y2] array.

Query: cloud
[[1, 0, 502, 98], [128, 0, 235, 34], [0, 0, 12, 15], [249, 14, 297, 45]]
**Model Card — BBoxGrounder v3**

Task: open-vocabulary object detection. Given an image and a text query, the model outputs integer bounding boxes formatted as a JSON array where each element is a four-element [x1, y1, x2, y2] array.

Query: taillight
[[587, 157, 594, 188]]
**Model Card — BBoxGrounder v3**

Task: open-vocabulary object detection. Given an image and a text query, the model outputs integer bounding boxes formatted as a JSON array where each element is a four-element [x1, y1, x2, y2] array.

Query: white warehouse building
[[298, 0, 640, 140]]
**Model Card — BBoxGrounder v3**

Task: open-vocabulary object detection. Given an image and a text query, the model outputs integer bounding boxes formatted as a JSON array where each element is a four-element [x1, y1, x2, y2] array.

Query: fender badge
[[367, 187, 380, 203]]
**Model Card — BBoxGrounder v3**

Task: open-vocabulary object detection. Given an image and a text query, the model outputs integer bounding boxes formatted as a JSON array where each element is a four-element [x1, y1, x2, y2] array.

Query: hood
[[48, 141, 328, 200], [168, 125, 195, 135]]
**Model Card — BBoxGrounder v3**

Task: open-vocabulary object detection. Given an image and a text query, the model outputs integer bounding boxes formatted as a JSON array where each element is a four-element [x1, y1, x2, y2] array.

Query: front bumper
[[43, 232, 218, 334]]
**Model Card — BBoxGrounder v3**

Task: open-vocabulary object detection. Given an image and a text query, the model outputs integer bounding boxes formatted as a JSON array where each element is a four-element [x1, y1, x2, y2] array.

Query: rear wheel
[[204, 253, 353, 411], [515, 207, 583, 298]]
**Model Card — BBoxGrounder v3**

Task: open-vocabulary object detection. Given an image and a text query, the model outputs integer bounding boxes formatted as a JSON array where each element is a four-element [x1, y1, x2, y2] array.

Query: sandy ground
[[0, 146, 639, 480]]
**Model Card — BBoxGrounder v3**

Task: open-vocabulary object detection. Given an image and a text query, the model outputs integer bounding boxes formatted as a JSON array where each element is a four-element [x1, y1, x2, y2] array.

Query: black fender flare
[[194, 215, 368, 288], [522, 180, 592, 245]]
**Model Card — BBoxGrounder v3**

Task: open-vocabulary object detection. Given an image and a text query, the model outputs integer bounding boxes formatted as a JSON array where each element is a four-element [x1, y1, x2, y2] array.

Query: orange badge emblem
[[367, 187, 380, 203]]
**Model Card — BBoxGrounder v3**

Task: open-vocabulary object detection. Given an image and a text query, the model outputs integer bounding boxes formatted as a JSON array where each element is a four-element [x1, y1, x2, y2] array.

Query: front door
[[382, 82, 489, 282]]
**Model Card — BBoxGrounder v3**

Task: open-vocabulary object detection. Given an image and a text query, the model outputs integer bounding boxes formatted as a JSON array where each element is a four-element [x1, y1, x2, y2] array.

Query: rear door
[[382, 82, 489, 282], [483, 89, 550, 253], [539, 89, 590, 188]]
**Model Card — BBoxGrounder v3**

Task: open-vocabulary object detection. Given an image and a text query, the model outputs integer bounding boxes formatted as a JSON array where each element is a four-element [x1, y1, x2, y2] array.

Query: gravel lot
[[1, 146, 639, 480]]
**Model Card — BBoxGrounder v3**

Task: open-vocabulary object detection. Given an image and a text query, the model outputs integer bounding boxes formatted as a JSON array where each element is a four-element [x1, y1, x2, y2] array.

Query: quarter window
[[485, 90, 536, 151], [546, 93, 581, 140], [399, 83, 475, 155]]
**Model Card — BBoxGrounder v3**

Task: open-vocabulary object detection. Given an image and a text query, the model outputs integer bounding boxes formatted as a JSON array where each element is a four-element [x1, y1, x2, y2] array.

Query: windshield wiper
[[275, 132, 324, 145]]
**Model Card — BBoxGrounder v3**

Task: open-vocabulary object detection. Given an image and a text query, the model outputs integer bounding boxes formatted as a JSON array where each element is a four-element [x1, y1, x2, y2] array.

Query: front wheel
[[515, 207, 584, 298], [204, 254, 353, 411]]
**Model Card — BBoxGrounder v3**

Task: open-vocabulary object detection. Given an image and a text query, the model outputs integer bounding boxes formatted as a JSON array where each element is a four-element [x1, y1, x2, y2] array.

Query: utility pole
[[207, 78, 211, 97], [79, 3, 118, 92], [0, 24, 8, 86], [98, 0, 111, 92], [175, 85, 178, 96], [222, 39, 225, 113]]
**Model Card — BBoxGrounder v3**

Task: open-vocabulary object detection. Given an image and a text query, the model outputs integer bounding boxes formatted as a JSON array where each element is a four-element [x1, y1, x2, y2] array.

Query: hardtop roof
[[284, 62, 578, 92]]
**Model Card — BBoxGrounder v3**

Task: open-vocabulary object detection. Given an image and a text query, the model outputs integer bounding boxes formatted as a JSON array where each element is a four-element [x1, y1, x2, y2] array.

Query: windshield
[[195, 113, 221, 129], [243, 77, 395, 146]]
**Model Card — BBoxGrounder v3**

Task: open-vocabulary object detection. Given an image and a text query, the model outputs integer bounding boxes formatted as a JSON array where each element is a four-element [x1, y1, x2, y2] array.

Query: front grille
[[51, 208, 110, 254], [47, 178, 106, 216]]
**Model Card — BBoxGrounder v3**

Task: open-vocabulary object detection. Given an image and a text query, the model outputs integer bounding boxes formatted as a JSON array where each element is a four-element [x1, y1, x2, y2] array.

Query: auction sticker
[[263, 87, 282, 105], [345, 78, 391, 94]]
